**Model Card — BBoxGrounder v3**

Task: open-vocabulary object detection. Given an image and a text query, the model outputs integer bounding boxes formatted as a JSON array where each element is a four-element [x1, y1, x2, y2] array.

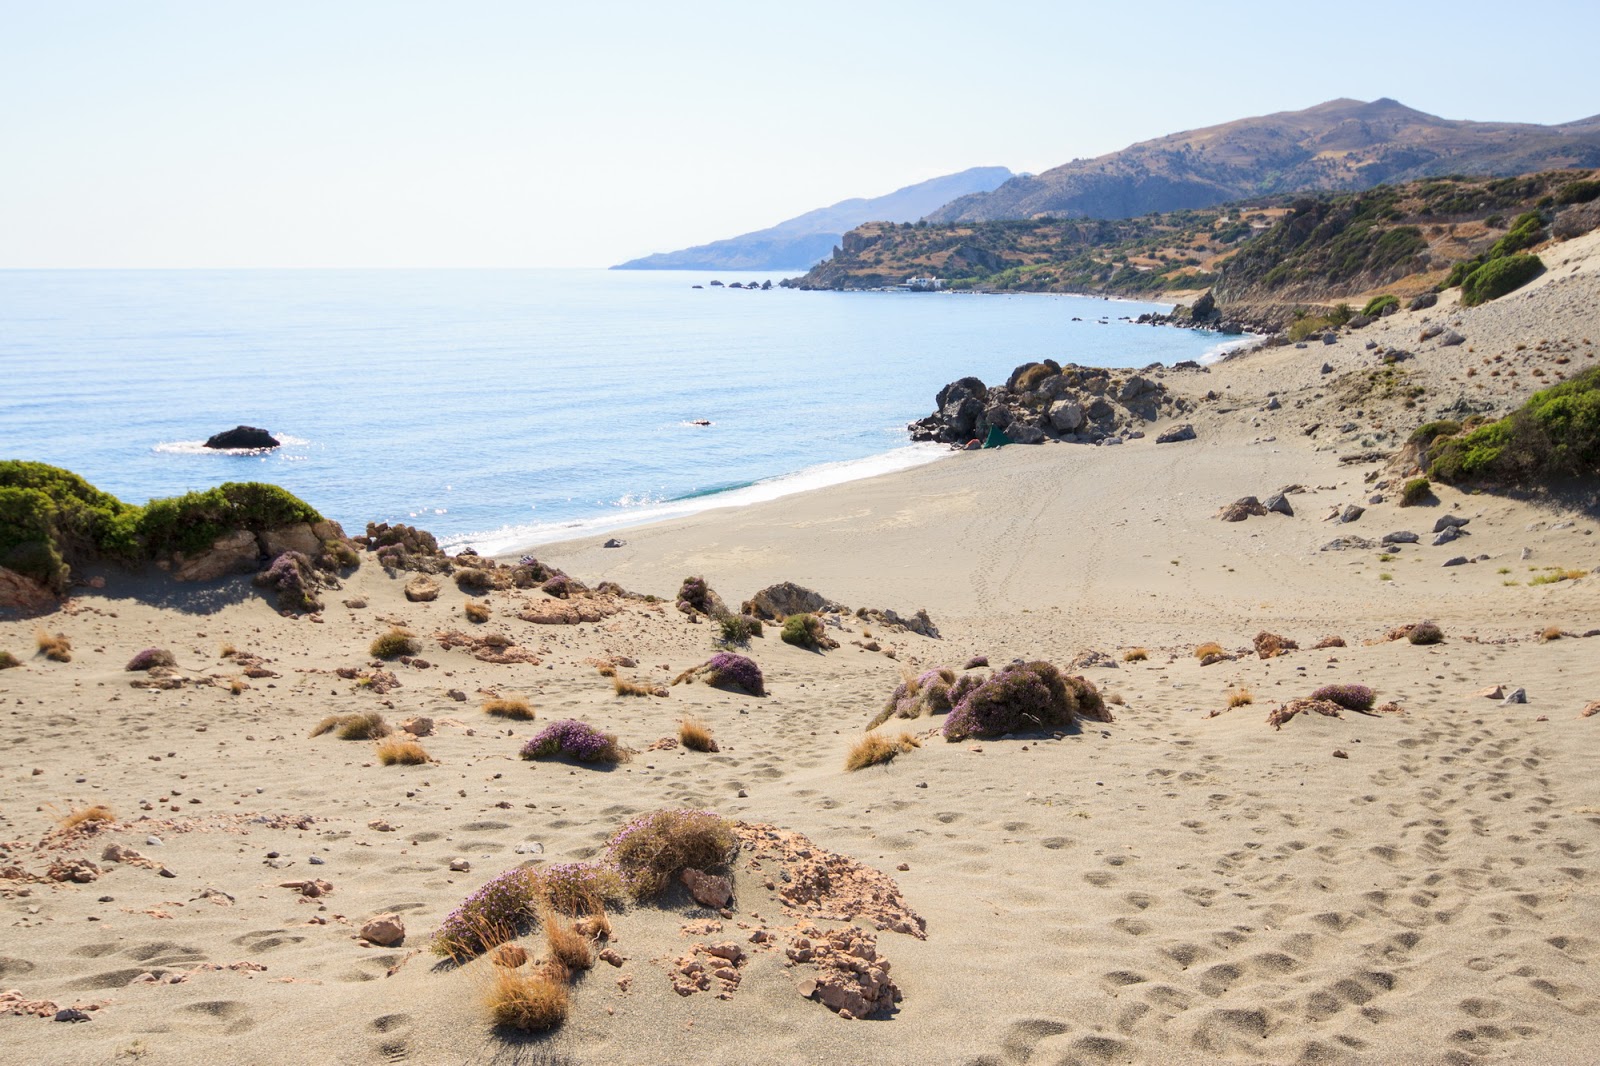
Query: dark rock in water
[[1156, 424, 1196, 444], [1408, 292, 1437, 311], [204, 425, 280, 450]]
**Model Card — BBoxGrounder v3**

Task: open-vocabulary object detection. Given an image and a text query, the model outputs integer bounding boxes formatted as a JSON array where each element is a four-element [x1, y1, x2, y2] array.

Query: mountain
[[926, 99, 1600, 223], [612, 166, 1013, 270]]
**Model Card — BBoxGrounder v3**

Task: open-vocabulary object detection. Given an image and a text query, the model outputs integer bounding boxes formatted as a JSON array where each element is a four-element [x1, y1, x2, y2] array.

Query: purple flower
[[703, 652, 765, 696], [520, 719, 623, 763], [431, 866, 538, 958], [943, 661, 1080, 740], [125, 647, 175, 672]]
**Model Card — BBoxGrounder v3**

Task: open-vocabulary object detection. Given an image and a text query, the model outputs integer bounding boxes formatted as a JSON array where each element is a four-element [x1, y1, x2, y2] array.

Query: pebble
[[308, 856, 326, 865], [146, 836, 162, 847], [1503, 688, 1528, 705]]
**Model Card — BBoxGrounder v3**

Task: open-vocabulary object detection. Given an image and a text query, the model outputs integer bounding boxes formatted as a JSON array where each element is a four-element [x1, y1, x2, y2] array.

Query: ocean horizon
[[0, 268, 1232, 554]]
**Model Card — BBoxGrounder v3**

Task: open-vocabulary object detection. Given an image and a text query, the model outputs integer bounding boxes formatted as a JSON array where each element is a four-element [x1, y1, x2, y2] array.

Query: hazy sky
[[4, 1, 1597, 268]]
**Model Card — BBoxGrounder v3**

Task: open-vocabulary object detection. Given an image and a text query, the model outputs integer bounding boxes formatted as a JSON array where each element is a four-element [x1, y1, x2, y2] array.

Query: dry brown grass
[[574, 911, 612, 941], [483, 697, 535, 720], [1122, 647, 1149, 662], [543, 910, 595, 971], [596, 663, 616, 677], [464, 600, 491, 623], [35, 629, 72, 662], [376, 738, 430, 765], [1540, 625, 1565, 642], [0, 650, 19, 670], [613, 676, 666, 698], [370, 627, 421, 659], [1193, 641, 1225, 660], [311, 712, 390, 740], [59, 804, 115, 831], [845, 731, 920, 771], [1228, 687, 1255, 708], [485, 966, 569, 1031], [490, 943, 529, 968], [678, 716, 718, 752], [218, 642, 238, 658], [228, 676, 247, 695]]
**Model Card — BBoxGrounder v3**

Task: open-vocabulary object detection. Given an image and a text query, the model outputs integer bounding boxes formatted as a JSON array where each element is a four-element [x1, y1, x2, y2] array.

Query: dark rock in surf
[[204, 426, 280, 450]]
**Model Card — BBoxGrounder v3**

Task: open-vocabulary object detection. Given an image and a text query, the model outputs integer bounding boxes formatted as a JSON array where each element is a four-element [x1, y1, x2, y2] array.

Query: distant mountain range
[[927, 98, 1600, 223], [612, 166, 1013, 270]]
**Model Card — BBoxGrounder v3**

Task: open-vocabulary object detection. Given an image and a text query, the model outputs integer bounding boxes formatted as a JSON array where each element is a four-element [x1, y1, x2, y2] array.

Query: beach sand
[[3, 231, 1599, 1065]]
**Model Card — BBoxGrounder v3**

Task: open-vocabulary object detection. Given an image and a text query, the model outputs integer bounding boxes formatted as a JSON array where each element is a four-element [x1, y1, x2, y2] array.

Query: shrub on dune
[[483, 697, 535, 720], [433, 867, 541, 959], [672, 652, 765, 696], [943, 661, 1100, 740], [125, 647, 176, 672], [376, 737, 430, 765], [464, 600, 491, 623], [780, 613, 833, 650], [678, 716, 718, 752], [370, 627, 420, 659], [1122, 647, 1149, 662], [520, 719, 627, 764], [870, 667, 960, 728], [35, 629, 72, 662], [0, 650, 18, 670], [1193, 642, 1224, 660], [1408, 621, 1444, 645], [1310, 684, 1376, 712], [604, 808, 738, 901], [486, 966, 568, 1031], [311, 712, 390, 740], [845, 732, 920, 771]]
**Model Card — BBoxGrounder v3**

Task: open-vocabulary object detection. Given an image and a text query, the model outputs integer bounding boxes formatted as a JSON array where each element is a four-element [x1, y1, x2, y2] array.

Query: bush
[[1430, 366, 1600, 483], [311, 712, 390, 740], [781, 613, 828, 649], [455, 567, 493, 592], [943, 661, 1090, 740], [1122, 647, 1149, 662], [35, 629, 71, 662], [483, 697, 534, 720], [376, 738, 430, 765], [464, 600, 490, 623], [520, 719, 627, 764], [1408, 621, 1444, 645], [1362, 294, 1399, 317], [139, 482, 321, 558], [1556, 180, 1600, 206], [124, 647, 176, 671], [544, 913, 594, 971], [677, 575, 714, 614], [1311, 684, 1376, 712], [0, 650, 18, 670], [433, 866, 540, 959], [1193, 641, 1224, 659], [1399, 478, 1431, 507], [674, 652, 765, 696], [845, 732, 920, 771], [370, 627, 420, 659], [678, 716, 718, 752], [486, 967, 568, 1031], [254, 551, 322, 613], [1461, 254, 1544, 307], [604, 808, 739, 900], [1487, 211, 1544, 259], [537, 862, 624, 916], [718, 614, 754, 644], [871, 667, 960, 728], [1408, 421, 1461, 447], [0, 462, 142, 590]]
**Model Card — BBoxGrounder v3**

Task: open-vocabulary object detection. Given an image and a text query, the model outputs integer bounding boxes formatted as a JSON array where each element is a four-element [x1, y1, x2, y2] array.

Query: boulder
[[173, 530, 260, 582], [1322, 333, 1337, 345], [0, 566, 57, 615], [1439, 330, 1466, 347], [742, 582, 840, 621], [1432, 527, 1463, 546], [1047, 400, 1084, 432], [1264, 493, 1294, 516], [1419, 325, 1444, 341], [399, 716, 434, 737], [1340, 505, 1365, 524], [1408, 293, 1438, 311], [1007, 424, 1046, 445], [404, 575, 440, 602], [1382, 531, 1420, 544], [1117, 375, 1156, 402], [1156, 424, 1196, 444], [982, 405, 1013, 430], [1433, 515, 1470, 533], [1442, 556, 1469, 567], [1346, 314, 1373, 329], [203, 426, 280, 450], [360, 913, 406, 947], [1321, 363, 1334, 374], [261, 523, 323, 559], [1219, 497, 1268, 522]]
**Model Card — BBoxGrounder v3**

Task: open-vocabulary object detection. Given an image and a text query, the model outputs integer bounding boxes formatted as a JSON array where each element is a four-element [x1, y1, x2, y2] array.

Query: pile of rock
[[908, 360, 1191, 446]]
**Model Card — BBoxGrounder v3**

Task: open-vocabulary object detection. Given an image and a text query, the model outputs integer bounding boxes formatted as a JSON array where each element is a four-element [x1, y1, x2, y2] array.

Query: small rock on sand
[[360, 913, 405, 947]]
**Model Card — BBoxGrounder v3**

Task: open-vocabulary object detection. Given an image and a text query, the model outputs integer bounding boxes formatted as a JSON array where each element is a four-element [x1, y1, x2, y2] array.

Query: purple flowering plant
[[520, 719, 626, 764]]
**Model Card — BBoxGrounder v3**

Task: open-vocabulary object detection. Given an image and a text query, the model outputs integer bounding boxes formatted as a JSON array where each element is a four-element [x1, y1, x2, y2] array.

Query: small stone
[[1442, 556, 1469, 567], [360, 913, 406, 947], [54, 1008, 90, 1023], [308, 856, 325, 865], [682, 867, 733, 909], [158, 867, 176, 878], [1332, 750, 1349, 759], [1503, 688, 1527, 705], [449, 858, 471, 872], [1475, 685, 1506, 700], [896, 863, 910, 872]]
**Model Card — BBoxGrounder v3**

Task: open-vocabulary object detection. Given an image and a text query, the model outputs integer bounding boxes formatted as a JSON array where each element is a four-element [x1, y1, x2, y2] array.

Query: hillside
[[613, 166, 1012, 270], [786, 170, 1600, 324], [927, 98, 1600, 223]]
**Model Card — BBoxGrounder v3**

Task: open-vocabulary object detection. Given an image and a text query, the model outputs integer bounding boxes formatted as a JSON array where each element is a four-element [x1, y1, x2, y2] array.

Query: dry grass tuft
[[311, 712, 391, 740], [228, 676, 247, 695], [1228, 687, 1255, 708], [1122, 647, 1149, 662], [464, 600, 491, 623], [596, 663, 616, 677], [613, 676, 666, 698], [218, 642, 238, 658], [574, 911, 612, 941], [490, 943, 528, 968], [1193, 641, 1224, 660], [1105, 691, 1126, 706], [483, 697, 535, 720], [370, 627, 421, 659], [1540, 625, 1565, 642], [59, 804, 115, 831], [0, 650, 19, 670], [678, 716, 718, 752], [376, 737, 430, 765], [35, 629, 72, 662], [486, 966, 569, 1031], [542, 910, 595, 971], [845, 731, 920, 772]]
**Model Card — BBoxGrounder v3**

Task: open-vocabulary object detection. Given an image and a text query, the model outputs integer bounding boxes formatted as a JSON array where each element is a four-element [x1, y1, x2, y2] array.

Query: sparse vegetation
[[59, 804, 115, 831], [433, 867, 540, 960], [253, 550, 322, 613], [376, 737, 430, 765], [717, 613, 755, 644], [1540, 625, 1564, 642], [678, 716, 718, 752], [612, 676, 666, 697], [520, 719, 627, 764], [543, 911, 595, 971], [870, 666, 970, 729], [0, 650, 18, 670], [486, 966, 568, 1032], [942, 661, 1102, 741], [370, 627, 421, 659], [1529, 568, 1587, 586], [1193, 641, 1225, 660], [464, 600, 491, 623], [1399, 478, 1432, 507], [845, 732, 920, 771], [1311, 684, 1376, 712], [603, 808, 739, 901], [780, 612, 829, 649], [454, 567, 493, 592], [124, 647, 175, 672], [1362, 294, 1399, 317], [1227, 688, 1254, 708], [35, 629, 71, 662], [483, 697, 535, 720], [1408, 621, 1445, 646], [672, 652, 765, 696], [310, 712, 390, 740], [1122, 647, 1149, 662], [538, 862, 624, 917]]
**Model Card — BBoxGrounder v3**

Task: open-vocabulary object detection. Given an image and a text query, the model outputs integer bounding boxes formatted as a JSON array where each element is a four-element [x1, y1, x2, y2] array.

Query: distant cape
[[612, 166, 1013, 271]]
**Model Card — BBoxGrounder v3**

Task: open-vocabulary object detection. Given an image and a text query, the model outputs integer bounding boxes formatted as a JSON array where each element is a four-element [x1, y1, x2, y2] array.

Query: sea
[[0, 269, 1235, 554]]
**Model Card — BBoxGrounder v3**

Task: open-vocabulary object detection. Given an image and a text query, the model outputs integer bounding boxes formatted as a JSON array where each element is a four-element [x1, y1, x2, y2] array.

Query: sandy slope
[[2, 230, 1599, 1066]]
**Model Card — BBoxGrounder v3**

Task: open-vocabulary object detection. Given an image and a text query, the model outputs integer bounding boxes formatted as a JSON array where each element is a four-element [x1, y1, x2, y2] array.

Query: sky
[[3, 1, 1598, 268]]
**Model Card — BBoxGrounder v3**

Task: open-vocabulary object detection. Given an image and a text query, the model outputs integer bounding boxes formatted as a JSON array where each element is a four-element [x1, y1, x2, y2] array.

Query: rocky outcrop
[[0, 566, 57, 616], [909, 362, 1190, 446], [203, 426, 280, 450], [741, 582, 842, 621], [172, 530, 260, 582]]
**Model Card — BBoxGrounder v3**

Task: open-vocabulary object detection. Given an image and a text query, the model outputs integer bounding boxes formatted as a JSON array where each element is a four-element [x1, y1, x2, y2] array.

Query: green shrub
[[1487, 211, 1544, 259], [1361, 294, 1399, 317], [0, 650, 18, 670], [780, 613, 826, 649], [717, 614, 754, 644], [138, 482, 321, 557], [603, 809, 738, 901], [0, 462, 142, 590], [1327, 303, 1354, 326], [1430, 367, 1600, 484], [1461, 254, 1544, 307], [1399, 478, 1432, 506], [370, 627, 421, 659], [1556, 180, 1600, 206], [1408, 420, 1461, 447], [1439, 257, 1481, 290]]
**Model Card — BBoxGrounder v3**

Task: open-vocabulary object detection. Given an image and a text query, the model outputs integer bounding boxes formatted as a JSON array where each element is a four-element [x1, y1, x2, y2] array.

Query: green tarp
[[982, 425, 1011, 449]]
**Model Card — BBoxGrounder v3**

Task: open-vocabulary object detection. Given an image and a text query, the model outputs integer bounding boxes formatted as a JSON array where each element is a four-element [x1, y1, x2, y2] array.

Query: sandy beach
[[3, 231, 1600, 1066]]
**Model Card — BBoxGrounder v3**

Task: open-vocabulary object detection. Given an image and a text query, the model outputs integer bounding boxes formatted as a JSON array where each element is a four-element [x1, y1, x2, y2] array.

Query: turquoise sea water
[[0, 269, 1228, 552]]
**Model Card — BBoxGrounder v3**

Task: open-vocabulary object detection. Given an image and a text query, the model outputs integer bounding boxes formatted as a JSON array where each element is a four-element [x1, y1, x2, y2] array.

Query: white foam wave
[[152, 434, 310, 455], [1200, 334, 1263, 364], [439, 442, 953, 556]]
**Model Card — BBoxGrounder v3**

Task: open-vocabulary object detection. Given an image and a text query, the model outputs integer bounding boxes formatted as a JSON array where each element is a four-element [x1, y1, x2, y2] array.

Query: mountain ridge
[[613, 166, 1012, 270], [926, 99, 1600, 224]]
